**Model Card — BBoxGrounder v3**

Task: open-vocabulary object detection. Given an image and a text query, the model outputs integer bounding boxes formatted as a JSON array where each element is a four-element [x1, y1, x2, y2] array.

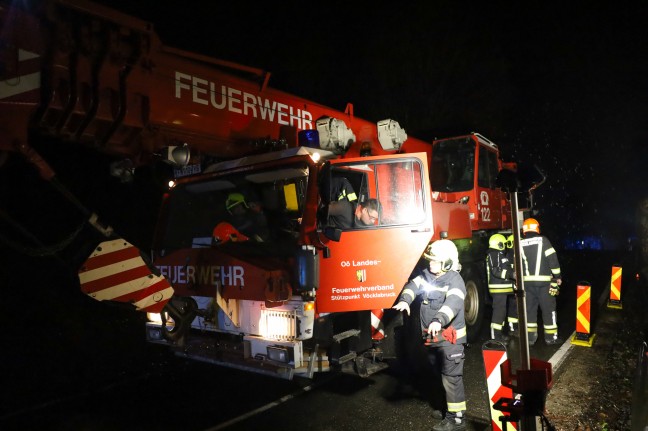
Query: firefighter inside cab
[[213, 192, 270, 243], [393, 239, 468, 431]]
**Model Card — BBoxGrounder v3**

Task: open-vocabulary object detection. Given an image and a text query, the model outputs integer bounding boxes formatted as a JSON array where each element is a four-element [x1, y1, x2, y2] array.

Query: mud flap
[[482, 340, 518, 431]]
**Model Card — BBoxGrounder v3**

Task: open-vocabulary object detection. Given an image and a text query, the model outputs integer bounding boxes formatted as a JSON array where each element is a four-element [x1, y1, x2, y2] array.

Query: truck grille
[[262, 309, 297, 340]]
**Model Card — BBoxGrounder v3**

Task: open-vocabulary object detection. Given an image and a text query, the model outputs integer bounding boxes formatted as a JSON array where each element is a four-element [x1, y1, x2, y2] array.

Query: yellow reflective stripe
[[447, 401, 466, 412], [447, 287, 465, 300], [402, 289, 415, 302], [520, 245, 531, 277], [488, 283, 512, 288], [534, 241, 542, 277], [439, 305, 455, 321], [524, 275, 552, 281], [489, 287, 514, 294]]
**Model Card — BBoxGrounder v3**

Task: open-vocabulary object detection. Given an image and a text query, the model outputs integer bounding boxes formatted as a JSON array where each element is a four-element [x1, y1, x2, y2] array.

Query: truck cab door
[[476, 144, 504, 230], [316, 153, 433, 313]]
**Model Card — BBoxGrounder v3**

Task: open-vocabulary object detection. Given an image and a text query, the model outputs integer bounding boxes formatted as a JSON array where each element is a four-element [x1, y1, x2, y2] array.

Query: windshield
[[431, 137, 475, 192], [156, 162, 309, 251]]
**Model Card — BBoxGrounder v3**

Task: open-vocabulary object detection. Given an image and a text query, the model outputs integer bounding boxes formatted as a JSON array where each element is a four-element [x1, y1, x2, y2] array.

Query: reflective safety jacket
[[397, 268, 467, 346], [486, 249, 514, 294], [520, 232, 562, 287]]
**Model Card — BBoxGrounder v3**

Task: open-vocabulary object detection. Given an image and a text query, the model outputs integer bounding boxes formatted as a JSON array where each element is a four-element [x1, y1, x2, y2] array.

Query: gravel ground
[[544, 276, 648, 431]]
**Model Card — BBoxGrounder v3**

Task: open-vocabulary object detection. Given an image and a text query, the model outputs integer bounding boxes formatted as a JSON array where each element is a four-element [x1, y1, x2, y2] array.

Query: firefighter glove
[[393, 301, 410, 316], [428, 320, 442, 337], [442, 325, 458, 344]]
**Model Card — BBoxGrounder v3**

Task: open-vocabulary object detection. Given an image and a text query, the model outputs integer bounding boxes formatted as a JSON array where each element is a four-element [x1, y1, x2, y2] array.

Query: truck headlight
[[147, 312, 163, 323]]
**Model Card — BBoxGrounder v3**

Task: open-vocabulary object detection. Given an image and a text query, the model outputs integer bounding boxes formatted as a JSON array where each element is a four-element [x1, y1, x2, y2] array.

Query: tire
[[461, 263, 487, 343]]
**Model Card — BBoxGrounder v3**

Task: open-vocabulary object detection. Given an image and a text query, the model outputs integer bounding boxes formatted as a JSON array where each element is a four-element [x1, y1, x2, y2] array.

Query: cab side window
[[325, 158, 426, 229]]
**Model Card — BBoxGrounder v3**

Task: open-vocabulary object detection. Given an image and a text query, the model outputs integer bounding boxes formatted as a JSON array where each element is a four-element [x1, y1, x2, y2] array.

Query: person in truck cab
[[222, 192, 270, 242], [393, 239, 468, 431], [327, 198, 381, 229]]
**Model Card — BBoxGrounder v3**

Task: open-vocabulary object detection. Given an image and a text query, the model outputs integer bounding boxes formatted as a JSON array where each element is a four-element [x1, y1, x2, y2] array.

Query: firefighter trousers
[[490, 293, 517, 338], [525, 283, 558, 342], [507, 294, 519, 332], [426, 343, 466, 420]]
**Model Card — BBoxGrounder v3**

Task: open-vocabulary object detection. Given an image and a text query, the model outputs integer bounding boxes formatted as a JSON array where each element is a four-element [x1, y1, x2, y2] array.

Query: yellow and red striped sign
[[608, 265, 623, 309], [576, 282, 591, 334], [78, 239, 174, 313], [572, 282, 596, 347]]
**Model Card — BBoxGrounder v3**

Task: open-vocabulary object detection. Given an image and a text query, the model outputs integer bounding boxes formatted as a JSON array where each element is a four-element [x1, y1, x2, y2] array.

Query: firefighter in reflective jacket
[[520, 218, 563, 345], [487, 233, 516, 343], [393, 239, 467, 431]]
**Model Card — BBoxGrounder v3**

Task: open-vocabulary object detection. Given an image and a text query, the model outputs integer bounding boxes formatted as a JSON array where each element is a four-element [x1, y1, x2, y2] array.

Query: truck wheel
[[462, 266, 486, 343]]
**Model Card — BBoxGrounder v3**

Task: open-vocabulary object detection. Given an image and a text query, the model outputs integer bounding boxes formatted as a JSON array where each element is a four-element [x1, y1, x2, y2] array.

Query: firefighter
[[393, 239, 467, 431], [328, 198, 381, 229], [224, 192, 270, 242], [505, 234, 519, 334], [486, 233, 515, 343], [520, 218, 563, 345]]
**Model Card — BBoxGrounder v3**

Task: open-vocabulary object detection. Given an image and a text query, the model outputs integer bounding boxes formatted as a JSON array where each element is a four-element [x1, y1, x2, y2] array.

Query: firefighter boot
[[508, 321, 518, 334], [432, 417, 466, 431], [492, 328, 510, 344]]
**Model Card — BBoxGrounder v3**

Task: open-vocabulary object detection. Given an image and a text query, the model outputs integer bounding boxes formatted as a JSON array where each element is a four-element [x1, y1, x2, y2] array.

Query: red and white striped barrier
[[78, 239, 174, 313], [482, 341, 517, 431], [370, 309, 385, 340]]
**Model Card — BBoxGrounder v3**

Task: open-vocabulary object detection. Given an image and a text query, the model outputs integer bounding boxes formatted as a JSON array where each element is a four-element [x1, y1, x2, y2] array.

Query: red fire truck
[[1, 0, 517, 379]]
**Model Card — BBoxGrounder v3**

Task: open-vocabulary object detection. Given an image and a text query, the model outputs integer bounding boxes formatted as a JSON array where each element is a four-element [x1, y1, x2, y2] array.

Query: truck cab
[[147, 146, 435, 379]]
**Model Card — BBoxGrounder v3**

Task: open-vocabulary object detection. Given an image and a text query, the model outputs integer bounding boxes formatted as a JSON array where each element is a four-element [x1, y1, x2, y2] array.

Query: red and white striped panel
[[370, 309, 385, 340], [483, 347, 517, 431], [78, 239, 174, 313]]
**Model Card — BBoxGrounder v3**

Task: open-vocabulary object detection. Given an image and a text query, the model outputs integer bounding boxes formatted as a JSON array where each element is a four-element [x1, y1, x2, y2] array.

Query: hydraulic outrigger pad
[[78, 239, 174, 313]]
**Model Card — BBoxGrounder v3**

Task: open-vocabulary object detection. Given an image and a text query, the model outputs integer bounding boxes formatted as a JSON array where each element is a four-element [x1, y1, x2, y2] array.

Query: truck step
[[353, 356, 389, 378], [332, 329, 361, 343], [335, 352, 358, 364]]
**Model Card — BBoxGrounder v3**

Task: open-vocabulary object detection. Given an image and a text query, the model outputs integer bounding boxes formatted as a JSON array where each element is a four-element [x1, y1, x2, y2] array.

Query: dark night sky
[[95, 1, 648, 248]]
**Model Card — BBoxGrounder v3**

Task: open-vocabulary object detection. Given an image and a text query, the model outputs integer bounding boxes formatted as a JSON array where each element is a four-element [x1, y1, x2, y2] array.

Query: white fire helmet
[[423, 239, 460, 272]]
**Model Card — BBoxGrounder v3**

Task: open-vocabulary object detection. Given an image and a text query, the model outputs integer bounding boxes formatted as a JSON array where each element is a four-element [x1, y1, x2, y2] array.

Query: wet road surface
[[1, 250, 628, 430]]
